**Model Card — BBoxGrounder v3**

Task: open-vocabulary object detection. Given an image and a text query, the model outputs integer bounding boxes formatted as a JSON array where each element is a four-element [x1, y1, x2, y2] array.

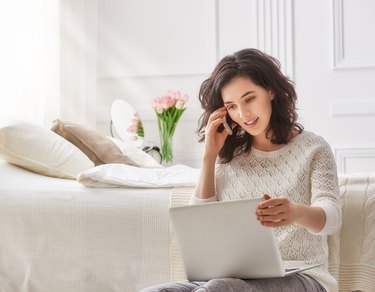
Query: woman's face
[[221, 76, 273, 139]]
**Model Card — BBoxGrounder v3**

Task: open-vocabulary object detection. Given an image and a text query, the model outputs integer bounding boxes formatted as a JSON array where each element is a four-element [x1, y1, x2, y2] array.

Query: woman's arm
[[307, 137, 342, 235], [193, 154, 217, 200], [294, 204, 327, 233], [256, 137, 342, 235], [192, 107, 231, 202]]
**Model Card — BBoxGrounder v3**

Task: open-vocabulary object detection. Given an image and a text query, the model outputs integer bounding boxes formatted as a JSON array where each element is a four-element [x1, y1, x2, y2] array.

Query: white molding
[[253, 0, 294, 79], [333, 0, 344, 69], [98, 0, 217, 78], [335, 147, 375, 173], [331, 99, 375, 117], [333, 0, 375, 69]]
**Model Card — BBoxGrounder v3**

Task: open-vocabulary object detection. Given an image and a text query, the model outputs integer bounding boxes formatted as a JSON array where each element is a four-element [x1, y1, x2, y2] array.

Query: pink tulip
[[161, 95, 172, 109], [155, 97, 163, 109], [175, 99, 184, 109], [156, 106, 164, 114]]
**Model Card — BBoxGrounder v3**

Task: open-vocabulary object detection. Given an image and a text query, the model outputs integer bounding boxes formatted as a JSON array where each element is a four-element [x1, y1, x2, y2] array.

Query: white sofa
[[327, 173, 375, 292], [0, 161, 374, 292]]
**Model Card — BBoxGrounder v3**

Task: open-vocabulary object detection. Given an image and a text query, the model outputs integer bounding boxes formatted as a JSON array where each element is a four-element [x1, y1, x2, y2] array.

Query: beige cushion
[[0, 120, 94, 179], [51, 119, 139, 166]]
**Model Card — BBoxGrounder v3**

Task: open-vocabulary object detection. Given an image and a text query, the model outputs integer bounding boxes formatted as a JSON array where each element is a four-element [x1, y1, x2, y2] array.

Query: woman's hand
[[256, 194, 326, 233], [195, 107, 237, 200], [203, 107, 235, 157], [255, 194, 298, 227]]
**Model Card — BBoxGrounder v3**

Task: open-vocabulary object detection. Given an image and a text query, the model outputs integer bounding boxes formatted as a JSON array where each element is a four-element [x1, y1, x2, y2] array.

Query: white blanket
[[0, 162, 174, 292], [77, 163, 200, 188]]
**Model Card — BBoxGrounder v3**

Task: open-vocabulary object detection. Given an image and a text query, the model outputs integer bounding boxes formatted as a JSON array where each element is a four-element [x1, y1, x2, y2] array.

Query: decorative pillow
[[107, 136, 162, 168], [51, 119, 146, 167], [0, 120, 94, 179]]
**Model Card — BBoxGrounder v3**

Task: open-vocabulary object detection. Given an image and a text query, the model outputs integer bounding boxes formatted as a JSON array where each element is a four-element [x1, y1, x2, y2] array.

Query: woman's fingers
[[207, 107, 227, 123], [259, 218, 293, 227], [257, 212, 288, 222], [262, 194, 272, 200], [256, 196, 295, 227], [205, 108, 230, 139], [207, 116, 225, 130], [203, 108, 231, 155], [258, 197, 289, 209]]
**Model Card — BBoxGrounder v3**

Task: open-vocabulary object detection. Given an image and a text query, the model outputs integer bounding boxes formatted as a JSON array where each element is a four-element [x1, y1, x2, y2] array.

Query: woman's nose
[[238, 106, 248, 119]]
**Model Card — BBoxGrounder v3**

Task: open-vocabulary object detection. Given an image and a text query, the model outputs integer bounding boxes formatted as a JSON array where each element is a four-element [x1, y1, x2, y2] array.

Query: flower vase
[[158, 119, 177, 164]]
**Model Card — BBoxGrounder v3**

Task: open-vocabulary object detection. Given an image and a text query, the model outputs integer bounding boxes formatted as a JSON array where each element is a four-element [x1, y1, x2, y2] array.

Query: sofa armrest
[[329, 173, 375, 292]]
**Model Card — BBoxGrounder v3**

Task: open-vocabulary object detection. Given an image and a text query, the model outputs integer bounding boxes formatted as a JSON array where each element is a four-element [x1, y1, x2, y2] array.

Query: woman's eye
[[246, 96, 255, 103], [226, 105, 235, 110]]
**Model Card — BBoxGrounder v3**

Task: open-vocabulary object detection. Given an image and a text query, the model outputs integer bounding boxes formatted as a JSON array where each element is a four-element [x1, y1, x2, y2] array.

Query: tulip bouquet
[[150, 90, 188, 163]]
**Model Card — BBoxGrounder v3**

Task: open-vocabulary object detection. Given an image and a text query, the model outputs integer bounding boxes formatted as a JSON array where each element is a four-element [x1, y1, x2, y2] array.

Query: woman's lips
[[244, 117, 258, 127]]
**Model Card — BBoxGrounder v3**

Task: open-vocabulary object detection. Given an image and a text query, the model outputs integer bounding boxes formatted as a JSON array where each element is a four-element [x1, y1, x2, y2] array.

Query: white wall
[[293, 0, 375, 173], [62, 0, 375, 171]]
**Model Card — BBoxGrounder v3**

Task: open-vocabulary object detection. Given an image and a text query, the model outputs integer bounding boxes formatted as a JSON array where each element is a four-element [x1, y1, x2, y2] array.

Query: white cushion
[[0, 120, 94, 179]]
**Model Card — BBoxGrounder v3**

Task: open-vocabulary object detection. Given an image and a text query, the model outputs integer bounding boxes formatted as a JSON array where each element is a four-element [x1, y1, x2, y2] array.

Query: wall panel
[[218, 0, 294, 78], [333, 0, 375, 69], [335, 147, 375, 173]]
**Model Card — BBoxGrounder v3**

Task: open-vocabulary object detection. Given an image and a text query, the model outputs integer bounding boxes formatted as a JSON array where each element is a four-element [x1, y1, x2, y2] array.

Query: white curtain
[[0, 1, 60, 126]]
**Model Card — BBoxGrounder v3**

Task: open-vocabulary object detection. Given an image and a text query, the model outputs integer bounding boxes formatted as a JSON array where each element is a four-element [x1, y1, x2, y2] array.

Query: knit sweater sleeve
[[309, 137, 342, 235]]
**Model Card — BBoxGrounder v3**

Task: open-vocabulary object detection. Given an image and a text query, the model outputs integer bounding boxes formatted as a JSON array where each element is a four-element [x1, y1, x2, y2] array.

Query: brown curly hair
[[197, 48, 303, 163]]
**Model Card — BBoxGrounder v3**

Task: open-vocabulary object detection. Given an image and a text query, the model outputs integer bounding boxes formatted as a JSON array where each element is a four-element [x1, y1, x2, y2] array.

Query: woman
[[142, 48, 341, 292]]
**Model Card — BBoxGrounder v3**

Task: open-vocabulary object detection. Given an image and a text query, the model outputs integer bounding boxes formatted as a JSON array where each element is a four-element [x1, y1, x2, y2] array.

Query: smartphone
[[218, 114, 233, 135], [223, 121, 233, 135]]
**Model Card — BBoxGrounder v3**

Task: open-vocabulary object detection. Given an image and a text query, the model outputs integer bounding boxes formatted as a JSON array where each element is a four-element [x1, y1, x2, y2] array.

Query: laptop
[[169, 198, 321, 281]]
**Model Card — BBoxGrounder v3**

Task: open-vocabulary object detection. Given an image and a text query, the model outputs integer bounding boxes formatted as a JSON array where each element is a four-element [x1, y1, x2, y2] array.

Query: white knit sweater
[[192, 131, 342, 292]]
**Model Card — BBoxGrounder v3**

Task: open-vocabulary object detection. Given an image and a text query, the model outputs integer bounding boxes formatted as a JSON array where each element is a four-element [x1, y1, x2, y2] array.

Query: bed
[[0, 161, 175, 292], [0, 119, 203, 292]]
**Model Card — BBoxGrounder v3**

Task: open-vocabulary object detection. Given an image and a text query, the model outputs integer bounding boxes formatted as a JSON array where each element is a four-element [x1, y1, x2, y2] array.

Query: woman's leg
[[192, 274, 326, 292], [140, 281, 204, 292]]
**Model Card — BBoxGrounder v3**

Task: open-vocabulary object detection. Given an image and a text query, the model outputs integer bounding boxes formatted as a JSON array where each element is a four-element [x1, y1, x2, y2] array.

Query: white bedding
[[77, 163, 200, 188], [0, 162, 173, 292]]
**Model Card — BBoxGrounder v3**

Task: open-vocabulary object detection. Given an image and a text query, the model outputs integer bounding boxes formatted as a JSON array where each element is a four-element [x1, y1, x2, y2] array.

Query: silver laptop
[[169, 198, 321, 281]]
